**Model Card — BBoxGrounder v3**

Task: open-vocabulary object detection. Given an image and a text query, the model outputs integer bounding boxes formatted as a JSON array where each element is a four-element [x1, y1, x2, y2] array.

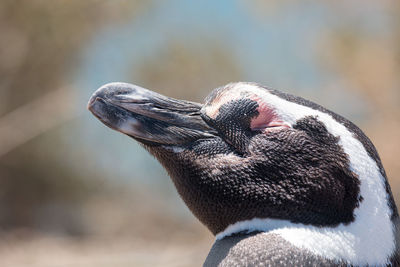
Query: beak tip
[[87, 96, 98, 112], [87, 82, 127, 110]]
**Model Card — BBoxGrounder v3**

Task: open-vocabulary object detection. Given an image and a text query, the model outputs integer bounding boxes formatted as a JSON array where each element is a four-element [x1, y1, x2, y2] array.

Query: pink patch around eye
[[250, 97, 290, 132]]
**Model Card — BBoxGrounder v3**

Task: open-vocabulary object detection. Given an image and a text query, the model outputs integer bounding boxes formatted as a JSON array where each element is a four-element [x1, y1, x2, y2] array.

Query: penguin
[[88, 82, 399, 266]]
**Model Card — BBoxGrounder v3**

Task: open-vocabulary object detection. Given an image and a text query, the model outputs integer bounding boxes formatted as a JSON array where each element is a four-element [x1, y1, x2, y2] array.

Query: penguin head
[[88, 82, 397, 237]]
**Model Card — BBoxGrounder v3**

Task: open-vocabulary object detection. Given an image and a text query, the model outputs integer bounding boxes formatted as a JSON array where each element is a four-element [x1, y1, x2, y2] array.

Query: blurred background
[[0, 0, 399, 266]]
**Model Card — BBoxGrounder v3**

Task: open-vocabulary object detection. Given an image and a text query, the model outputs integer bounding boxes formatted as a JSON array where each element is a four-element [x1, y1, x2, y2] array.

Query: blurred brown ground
[[0, 1, 399, 266]]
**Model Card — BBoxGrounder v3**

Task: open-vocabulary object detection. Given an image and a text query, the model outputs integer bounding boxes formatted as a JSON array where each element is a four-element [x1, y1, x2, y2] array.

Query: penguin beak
[[88, 82, 217, 145]]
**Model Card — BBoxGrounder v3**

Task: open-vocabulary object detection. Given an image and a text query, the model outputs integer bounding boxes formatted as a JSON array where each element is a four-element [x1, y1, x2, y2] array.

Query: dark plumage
[[88, 82, 399, 266]]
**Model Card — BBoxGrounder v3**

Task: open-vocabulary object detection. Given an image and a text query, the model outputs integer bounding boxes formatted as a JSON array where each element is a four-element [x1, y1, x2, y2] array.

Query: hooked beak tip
[[87, 82, 133, 111], [87, 95, 98, 111]]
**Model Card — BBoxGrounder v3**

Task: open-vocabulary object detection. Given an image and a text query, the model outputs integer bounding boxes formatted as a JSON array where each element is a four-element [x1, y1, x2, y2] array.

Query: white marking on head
[[203, 83, 290, 132], [203, 83, 250, 119], [216, 82, 395, 266]]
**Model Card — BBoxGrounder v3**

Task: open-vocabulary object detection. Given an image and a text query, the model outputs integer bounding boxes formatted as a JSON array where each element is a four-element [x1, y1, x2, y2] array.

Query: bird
[[88, 82, 399, 266]]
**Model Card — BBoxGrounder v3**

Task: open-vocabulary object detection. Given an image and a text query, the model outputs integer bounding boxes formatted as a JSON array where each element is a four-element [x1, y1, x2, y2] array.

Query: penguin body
[[88, 82, 399, 266], [205, 232, 343, 267]]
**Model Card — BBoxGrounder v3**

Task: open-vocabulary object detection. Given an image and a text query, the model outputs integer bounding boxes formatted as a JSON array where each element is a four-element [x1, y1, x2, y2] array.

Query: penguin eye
[[200, 99, 258, 153], [203, 99, 259, 133], [202, 97, 292, 154], [249, 99, 290, 133]]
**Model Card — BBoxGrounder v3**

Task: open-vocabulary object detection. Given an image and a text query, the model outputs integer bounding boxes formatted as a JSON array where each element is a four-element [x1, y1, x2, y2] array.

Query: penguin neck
[[214, 84, 397, 266], [214, 142, 397, 266], [214, 115, 397, 266]]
